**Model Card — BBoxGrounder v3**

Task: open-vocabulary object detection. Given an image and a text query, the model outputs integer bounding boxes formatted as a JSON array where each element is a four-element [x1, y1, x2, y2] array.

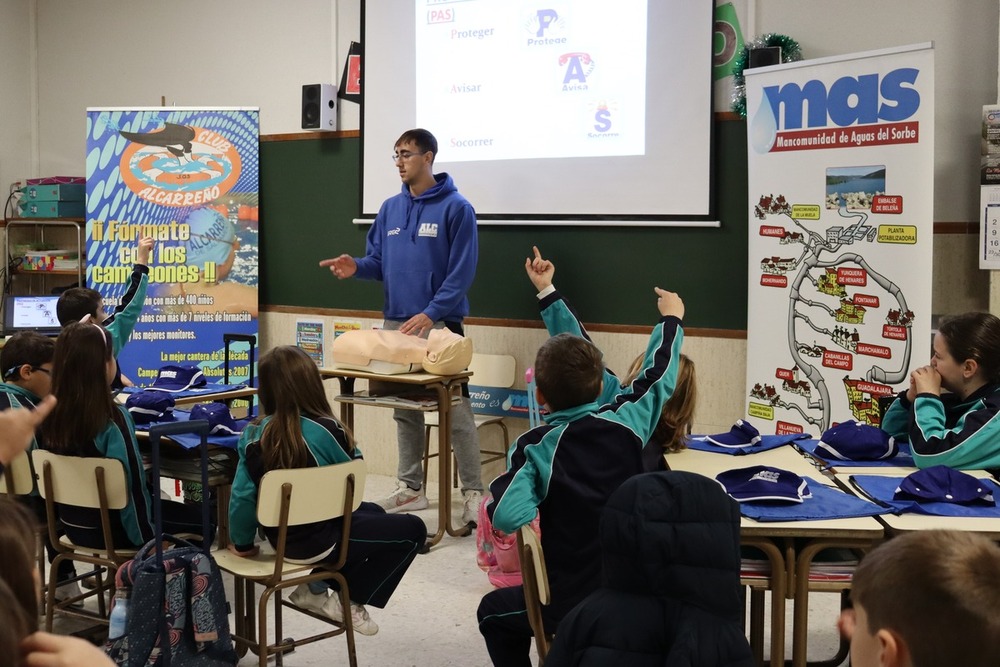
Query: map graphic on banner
[[743, 45, 934, 433], [85, 108, 259, 387]]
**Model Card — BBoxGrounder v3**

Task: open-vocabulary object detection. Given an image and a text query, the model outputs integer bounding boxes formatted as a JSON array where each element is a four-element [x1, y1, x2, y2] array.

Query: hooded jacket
[[545, 471, 753, 667], [354, 173, 478, 323]]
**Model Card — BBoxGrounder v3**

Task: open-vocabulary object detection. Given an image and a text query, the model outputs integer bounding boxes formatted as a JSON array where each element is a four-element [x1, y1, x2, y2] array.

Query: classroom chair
[[423, 353, 517, 485], [32, 449, 138, 631], [213, 458, 367, 667], [0, 451, 46, 584], [518, 523, 553, 663]]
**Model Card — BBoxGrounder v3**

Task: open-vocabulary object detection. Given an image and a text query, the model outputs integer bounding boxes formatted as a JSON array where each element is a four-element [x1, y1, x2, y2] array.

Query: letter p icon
[[536, 9, 558, 37]]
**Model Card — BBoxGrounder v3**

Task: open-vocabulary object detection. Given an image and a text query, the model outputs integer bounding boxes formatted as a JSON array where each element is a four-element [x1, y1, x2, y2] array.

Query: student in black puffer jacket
[[546, 471, 754, 667]]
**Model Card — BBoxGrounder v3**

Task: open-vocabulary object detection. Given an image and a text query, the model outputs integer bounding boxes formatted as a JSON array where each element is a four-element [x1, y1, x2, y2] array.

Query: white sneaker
[[289, 583, 327, 613], [376, 481, 429, 514], [321, 593, 379, 636], [461, 489, 483, 526], [55, 581, 84, 608]]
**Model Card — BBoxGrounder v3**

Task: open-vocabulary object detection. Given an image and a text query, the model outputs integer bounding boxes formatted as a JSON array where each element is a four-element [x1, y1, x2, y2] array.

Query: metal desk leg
[[334, 377, 356, 431], [743, 537, 785, 667], [426, 381, 473, 548], [792, 539, 871, 667]]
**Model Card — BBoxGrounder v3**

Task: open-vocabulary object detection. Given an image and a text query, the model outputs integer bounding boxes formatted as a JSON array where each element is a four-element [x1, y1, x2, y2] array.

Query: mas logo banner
[[743, 44, 934, 432], [86, 108, 259, 390]]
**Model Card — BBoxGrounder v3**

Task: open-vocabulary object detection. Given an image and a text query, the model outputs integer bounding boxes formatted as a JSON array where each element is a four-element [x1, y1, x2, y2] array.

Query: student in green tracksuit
[[39, 322, 211, 549], [882, 311, 1000, 471], [526, 246, 698, 469], [477, 274, 686, 667]]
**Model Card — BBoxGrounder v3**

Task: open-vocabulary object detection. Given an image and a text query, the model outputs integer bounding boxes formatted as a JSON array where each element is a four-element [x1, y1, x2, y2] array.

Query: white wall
[[34, 0, 337, 176], [0, 0, 34, 195]]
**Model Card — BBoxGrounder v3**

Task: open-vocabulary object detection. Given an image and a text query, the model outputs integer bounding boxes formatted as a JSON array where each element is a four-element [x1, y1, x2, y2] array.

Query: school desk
[[320, 367, 473, 550], [667, 445, 885, 667]]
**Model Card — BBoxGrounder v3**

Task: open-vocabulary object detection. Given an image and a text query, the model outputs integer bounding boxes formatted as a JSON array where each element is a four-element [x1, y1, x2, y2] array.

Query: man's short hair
[[1, 331, 55, 380], [851, 530, 1000, 665], [395, 128, 438, 161], [56, 287, 103, 325], [534, 333, 604, 412]]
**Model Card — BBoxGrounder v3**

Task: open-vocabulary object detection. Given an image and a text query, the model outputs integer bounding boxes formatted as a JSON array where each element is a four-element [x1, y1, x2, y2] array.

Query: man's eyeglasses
[[31, 366, 51, 375], [391, 150, 425, 163]]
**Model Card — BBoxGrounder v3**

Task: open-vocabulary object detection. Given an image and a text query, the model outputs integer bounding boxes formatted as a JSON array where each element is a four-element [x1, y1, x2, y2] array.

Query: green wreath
[[730, 34, 803, 118]]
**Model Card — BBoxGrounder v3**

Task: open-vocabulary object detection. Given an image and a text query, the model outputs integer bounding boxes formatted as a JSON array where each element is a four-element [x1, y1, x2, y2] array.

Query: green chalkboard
[[260, 120, 749, 329]]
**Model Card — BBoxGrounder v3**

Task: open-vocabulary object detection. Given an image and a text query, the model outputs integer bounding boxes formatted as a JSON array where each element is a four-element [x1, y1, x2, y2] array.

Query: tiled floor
[[52, 472, 850, 666]]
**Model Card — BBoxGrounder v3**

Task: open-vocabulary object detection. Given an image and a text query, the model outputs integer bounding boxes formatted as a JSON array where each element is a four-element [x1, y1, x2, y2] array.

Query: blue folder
[[737, 476, 889, 522], [686, 432, 811, 456], [849, 474, 1000, 518]]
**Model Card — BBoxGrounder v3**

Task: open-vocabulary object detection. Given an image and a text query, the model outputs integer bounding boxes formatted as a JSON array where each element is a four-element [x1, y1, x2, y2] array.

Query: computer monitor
[[3, 295, 62, 337]]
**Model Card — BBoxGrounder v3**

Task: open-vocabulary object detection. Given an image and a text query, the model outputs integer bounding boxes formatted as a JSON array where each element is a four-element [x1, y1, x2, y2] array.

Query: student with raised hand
[[838, 530, 1000, 666], [227, 345, 426, 637], [881, 311, 1000, 470], [524, 245, 698, 469], [56, 235, 154, 389], [477, 284, 685, 666], [38, 322, 211, 550]]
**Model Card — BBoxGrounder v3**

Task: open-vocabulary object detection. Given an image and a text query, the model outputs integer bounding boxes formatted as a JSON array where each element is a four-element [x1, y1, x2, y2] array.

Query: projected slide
[[415, 1, 647, 163]]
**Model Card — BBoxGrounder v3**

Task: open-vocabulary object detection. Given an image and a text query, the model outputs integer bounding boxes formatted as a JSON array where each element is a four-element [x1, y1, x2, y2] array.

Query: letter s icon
[[594, 109, 612, 132]]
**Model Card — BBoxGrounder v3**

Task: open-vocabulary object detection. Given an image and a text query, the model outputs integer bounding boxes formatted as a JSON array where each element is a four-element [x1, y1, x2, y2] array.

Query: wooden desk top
[[319, 367, 472, 385]]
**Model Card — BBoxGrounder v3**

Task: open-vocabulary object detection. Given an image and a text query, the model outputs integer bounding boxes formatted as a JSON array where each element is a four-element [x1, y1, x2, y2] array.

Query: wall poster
[[743, 44, 934, 432]]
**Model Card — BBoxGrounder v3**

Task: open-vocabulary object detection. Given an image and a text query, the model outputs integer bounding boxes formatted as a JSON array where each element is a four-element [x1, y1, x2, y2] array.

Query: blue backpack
[[106, 420, 237, 666], [105, 536, 237, 666]]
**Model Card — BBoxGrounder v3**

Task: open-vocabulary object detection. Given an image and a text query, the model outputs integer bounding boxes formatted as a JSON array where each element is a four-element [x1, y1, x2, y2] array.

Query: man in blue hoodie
[[320, 128, 484, 525]]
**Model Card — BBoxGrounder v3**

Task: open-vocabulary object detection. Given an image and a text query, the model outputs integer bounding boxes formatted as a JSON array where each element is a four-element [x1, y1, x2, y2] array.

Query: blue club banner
[[85, 107, 259, 388]]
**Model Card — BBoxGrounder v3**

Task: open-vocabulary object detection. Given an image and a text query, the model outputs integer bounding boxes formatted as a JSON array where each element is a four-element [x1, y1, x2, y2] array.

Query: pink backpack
[[476, 494, 542, 588]]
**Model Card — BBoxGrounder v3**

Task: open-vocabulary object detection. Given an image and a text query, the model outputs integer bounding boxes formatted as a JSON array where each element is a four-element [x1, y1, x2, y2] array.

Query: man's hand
[[319, 254, 357, 279], [911, 365, 942, 396], [399, 313, 433, 337], [227, 543, 259, 558], [0, 394, 55, 466], [905, 374, 918, 403], [136, 236, 154, 266], [654, 287, 684, 320], [524, 245, 555, 292]]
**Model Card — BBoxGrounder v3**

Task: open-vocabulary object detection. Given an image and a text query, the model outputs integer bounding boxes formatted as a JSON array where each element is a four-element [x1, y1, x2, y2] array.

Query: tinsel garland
[[730, 34, 803, 118]]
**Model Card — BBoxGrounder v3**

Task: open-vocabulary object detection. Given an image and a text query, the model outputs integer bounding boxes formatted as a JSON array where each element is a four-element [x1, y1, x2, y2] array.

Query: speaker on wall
[[302, 83, 337, 131], [747, 46, 782, 69]]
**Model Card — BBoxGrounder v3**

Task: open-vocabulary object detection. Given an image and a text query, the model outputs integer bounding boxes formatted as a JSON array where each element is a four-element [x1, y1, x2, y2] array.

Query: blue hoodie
[[354, 173, 478, 322]]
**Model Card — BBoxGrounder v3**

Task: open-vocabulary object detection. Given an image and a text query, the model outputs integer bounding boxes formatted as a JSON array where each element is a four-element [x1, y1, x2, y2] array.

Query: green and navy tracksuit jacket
[[882, 383, 1000, 470], [537, 287, 672, 471], [487, 303, 684, 613], [0, 383, 45, 494], [104, 264, 149, 357], [229, 414, 362, 559], [57, 407, 156, 547]]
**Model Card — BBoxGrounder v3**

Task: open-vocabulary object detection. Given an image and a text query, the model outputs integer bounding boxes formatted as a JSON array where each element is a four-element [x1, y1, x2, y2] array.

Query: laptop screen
[[3, 295, 62, 336]]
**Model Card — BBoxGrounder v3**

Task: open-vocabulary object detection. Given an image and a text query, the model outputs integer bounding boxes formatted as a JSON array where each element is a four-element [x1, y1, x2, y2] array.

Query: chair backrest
[[468, 353, 516, 390], [0, 451, 35, 495], [31, 450, 129, 510], [519, 523, 550, 605], [256, 458, 367, 528], [518, 523, 552, 661]]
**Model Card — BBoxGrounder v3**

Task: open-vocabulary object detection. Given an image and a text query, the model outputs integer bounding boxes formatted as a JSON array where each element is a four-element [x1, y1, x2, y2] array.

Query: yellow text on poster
[[747, 402, 774, 420], [791, 204, 821, 219], [877, 225, 917, 244]]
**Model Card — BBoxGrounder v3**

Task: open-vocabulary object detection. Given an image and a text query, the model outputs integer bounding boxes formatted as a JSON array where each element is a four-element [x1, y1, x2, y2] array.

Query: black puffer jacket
[[545, 471, 753, 667]]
